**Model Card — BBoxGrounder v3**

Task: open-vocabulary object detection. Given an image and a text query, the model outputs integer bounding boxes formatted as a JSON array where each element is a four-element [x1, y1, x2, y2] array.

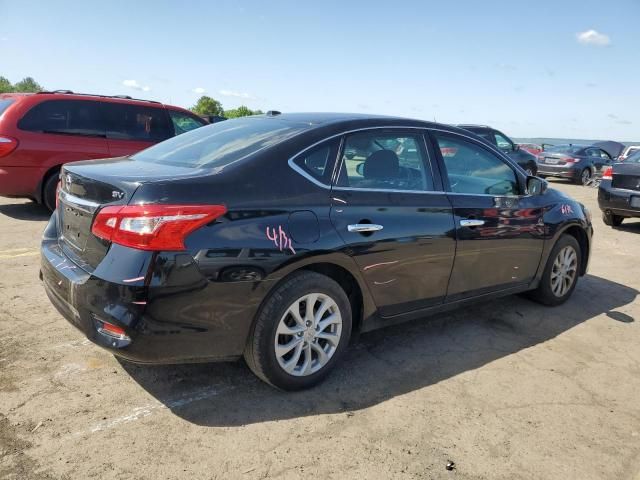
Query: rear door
[[329, 128, 456, 317], [103, 102, 172, 157], [430, 130, 545, 300]]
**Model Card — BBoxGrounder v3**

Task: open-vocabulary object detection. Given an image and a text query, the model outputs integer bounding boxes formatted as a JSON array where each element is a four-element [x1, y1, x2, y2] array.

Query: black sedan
[[537, 144, 613, 185], [41, 113, 593, 390], [598, 150, 640, 226]]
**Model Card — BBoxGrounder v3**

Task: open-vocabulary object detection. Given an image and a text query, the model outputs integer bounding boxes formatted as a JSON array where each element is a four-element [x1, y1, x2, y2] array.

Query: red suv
[[0, 91, 207, 210]]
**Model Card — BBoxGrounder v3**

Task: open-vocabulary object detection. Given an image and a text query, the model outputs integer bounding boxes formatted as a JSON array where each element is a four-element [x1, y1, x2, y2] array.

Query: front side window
[[103, 103, 172, 142], [169, 110, 206, 136], [18, 100, 105, 136], [626, 150, 640, 164], [337, 131, 433, 191], [599, 150, 611, 160], [433, 133, 518, 196]]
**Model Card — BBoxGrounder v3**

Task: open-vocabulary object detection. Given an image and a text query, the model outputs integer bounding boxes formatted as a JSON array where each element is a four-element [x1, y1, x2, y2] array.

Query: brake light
[[0, 136, 18, 158], [565, 158, 581, 163], [91, 204, 227, 251], [602, 166, 613, 180]]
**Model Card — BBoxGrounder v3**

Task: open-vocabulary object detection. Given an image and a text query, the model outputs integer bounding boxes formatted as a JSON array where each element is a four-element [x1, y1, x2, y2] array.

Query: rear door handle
[[459, 219, 485, 227], [348, 224, 384, 233]]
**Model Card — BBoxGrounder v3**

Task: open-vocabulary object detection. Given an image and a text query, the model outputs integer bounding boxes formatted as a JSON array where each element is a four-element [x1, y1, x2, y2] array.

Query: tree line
[[0, 75, 262, 119]]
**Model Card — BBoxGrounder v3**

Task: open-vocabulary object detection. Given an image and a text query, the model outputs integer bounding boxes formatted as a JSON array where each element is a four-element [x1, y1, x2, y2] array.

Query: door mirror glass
[[526, 176, 547, 196]]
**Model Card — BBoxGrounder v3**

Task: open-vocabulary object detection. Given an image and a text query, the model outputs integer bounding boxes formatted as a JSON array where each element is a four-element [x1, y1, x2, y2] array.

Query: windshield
[[132, 116, 309, 168], [545, 145, 583, 154]]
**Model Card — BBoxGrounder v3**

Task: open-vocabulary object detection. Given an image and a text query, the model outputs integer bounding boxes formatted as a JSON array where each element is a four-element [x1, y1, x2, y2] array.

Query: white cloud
[[122, 79, 150, 92], [219, 89, 255, 100], [192, 87, 206, 94], [576, 30, 611, 46]]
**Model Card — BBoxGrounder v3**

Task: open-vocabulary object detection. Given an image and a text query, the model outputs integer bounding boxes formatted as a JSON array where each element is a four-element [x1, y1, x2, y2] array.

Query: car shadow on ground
[[0, 201, 51, 221], [613, 220, 640, 233], [120, 274, 637, 427]]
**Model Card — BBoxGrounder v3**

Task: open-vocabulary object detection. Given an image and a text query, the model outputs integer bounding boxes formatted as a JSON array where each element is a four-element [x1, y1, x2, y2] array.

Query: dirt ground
[[0, 180, 639, 480]]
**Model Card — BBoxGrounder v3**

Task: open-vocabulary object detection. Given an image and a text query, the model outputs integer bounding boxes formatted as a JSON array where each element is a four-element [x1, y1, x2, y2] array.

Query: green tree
[[0, 76, 13, 93], [13, 77, 43, 93], [224, 105, 258, 118], [191, 96, 224, 116]]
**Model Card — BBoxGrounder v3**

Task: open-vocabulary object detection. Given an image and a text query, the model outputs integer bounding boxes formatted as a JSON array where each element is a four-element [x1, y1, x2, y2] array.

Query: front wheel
[[244, 271, 352, 390], [528, 234, 581, 306], [602, 211, 623, 227]]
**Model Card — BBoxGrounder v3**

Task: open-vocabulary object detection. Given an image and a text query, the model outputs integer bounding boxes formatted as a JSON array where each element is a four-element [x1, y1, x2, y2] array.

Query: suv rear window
[[132, 117, 308, 168], [18, 100, 105, 136], [103, 103, 171, 142]]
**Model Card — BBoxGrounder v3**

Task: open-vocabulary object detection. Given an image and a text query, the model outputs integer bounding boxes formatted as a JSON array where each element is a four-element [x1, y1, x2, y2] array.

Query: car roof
[[0, 91, 167, 107]]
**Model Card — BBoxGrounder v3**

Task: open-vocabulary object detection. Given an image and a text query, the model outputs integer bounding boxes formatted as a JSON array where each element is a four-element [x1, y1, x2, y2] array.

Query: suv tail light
[[91, 204, 227, 251], [601, 166, 613, 180], [0, 136, 18, 158]]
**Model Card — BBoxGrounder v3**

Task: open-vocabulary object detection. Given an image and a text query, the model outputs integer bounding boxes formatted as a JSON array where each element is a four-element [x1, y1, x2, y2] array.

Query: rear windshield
[[626, 150, 640, 164], [0, 99, 15, 118], [545, 145, 583, 154], [131, 117, 308, 168]]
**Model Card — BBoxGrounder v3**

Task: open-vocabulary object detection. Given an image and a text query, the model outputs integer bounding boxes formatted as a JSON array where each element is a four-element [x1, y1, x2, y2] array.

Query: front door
[[430, 130, 545, 301], [330, 129, 456, 317]]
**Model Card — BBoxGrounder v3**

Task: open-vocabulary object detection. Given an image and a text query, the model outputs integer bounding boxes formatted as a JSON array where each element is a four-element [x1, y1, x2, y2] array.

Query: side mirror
[[356, 162, 365, 176], [526, 176, 547, 196], [513, 144, 519, 152]]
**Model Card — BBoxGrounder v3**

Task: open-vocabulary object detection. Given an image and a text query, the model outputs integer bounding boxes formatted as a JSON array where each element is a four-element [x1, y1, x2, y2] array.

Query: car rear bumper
[[598, 181, 640, 218], [536, 163, 580, 179], [40, 216, 269, 364]]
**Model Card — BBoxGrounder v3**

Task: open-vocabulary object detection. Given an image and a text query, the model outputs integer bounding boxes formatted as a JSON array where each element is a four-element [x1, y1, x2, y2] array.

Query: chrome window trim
[[288, 125, 442, 193]]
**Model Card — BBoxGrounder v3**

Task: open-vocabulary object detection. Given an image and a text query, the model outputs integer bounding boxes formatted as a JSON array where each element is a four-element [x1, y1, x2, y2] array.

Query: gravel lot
[[0, 180, 639, 480]]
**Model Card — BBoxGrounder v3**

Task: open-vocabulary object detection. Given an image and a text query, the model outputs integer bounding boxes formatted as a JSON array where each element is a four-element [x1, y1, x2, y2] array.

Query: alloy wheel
[[581, 169, 591, 185], [274, 293, 342, 376], [550, 246, 578, 297]]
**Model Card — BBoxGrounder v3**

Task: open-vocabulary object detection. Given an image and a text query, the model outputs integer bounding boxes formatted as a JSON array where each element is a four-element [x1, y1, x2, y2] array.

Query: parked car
[[0, 90, 207, 211], [517, 143, 543, 156], [200, 114, 228, 124], [536, 144, 613, 185], [41, 113, 592, 390], [618, 145, 640, 162], [457, 125, 538, 176], [598, 150, 640, 226]]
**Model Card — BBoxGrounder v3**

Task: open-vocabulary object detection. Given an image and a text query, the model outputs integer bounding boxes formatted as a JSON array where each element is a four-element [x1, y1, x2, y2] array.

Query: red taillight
[[602, 166, 613, 180], [91, 204, 227, 251], [0, 136, 18, 158], [565, 158, 580, 163]]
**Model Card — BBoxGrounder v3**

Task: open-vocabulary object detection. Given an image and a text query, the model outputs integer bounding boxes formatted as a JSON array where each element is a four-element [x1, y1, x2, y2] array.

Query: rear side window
[[169, 110, 206, 136], [131, 117, 308, 168], [103, 103, 171, 142], [291, 139, 339, 185], [0, 99, 14, 118], [18, 100, 105, 136]]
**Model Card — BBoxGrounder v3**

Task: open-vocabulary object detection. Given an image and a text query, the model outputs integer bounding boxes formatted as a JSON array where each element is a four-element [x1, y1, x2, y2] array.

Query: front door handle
[[459, 219, 485, 227], [348, 224, 384, 233]]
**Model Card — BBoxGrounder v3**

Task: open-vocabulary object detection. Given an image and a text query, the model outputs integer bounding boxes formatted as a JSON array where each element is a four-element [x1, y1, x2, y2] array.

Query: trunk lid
[[58, 157, 209, 271], [611, 163, 640, 191], [539, 153, 573, 166]]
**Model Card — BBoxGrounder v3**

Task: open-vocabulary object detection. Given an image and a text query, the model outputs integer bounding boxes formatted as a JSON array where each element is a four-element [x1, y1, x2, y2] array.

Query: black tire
[[528, 234, 581, 306], [602, 211, 623, 227], [576, 168, 592, 186], [42, 171, 60, 212], [244, 271, 352, 390]]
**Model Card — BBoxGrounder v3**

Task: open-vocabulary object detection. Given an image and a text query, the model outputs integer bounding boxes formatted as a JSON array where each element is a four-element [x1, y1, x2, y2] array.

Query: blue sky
[[2, 0, 639, 140]]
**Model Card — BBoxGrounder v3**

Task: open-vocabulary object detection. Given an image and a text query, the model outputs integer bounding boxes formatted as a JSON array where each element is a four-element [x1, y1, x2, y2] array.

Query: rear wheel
[[529, 235, 581, 306], [244, 271, 352, 390], [524, 167, 535, 176], [43, 172, 60, 212], [602, 211, 623, 227], [577, 168, 592, 186]]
